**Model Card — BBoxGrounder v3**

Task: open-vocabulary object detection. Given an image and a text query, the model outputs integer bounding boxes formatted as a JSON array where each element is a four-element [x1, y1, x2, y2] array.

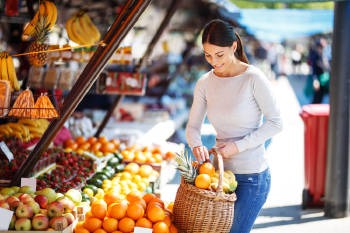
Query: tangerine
[[91, 142, 102, 153], [195, 174, 211, 189], [153, 221, 169, 233], [118, 217, 135, 233], [64, 139, 75, 148], [169, 224, 178, 233], [126, 203, 144, 220], [108, 201, 128, 219], [142, 193, 156, 204], [98, 136, 109, 144], [104, 191, 121, 205], [93, 229, 107, 233], [101, 142, 115, 153], [88, 137, 98, 144], [84, 217, 102, 232], [199, 162, 215, 176], [76, 136, 86, 145], [91, 200, 108, 219], [147, 206, 165, 223], [74, 226, 89, 233], [102, 217, 118, 232], [124, 163, 140, 174], [135, 217, 152, 228]]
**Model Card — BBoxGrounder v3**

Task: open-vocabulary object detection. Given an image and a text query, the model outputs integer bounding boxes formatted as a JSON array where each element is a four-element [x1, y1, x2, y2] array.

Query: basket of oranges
[[173, 148, 237, 233]]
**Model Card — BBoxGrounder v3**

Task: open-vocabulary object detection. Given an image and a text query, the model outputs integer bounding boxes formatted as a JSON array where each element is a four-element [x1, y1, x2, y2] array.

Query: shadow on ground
[[253, 205, 327, 229]]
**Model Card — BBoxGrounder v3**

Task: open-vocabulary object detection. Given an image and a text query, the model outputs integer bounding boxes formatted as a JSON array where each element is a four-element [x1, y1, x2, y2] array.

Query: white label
[[0, 141, 13, 161], [0, 208, 13, 230], [21, 178, 36, 192], [134, 227, 152, 233]]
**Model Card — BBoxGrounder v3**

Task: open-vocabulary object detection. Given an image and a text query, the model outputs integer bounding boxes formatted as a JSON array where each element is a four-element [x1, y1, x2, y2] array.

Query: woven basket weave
[[173, 149, 237, 233]]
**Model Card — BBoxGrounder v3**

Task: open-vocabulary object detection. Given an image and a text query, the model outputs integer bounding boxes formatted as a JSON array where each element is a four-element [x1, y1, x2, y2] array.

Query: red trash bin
[[299, 104, 329, 209]]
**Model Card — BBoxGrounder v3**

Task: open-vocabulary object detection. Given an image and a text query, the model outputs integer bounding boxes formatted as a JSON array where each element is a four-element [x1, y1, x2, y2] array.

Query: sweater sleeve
[[235, 73, 283, 152], [186, 79, 207, 149]]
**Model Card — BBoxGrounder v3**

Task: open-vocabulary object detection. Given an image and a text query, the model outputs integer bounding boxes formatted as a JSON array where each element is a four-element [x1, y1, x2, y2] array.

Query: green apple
[[36, 188, 56, 203], [10, 186, 20, 193], [15, 218, 31, 231], [55, 193, 65, 201], [19, 186, 35, 194], [65, 189, 82, 204], [0, 187, 16, 196]]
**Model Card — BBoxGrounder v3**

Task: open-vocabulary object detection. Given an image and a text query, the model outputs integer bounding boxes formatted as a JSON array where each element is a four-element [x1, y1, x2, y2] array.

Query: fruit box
[[1, 222, 75, 233]]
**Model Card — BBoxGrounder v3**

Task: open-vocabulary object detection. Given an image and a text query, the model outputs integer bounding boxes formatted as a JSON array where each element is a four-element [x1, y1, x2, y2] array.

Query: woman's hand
[[192, 146, 210, 162], [215, 142, 239, 159]]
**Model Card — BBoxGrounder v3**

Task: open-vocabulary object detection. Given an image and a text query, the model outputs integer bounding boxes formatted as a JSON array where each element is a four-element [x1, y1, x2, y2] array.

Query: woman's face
[[203, 42, 237, 72]]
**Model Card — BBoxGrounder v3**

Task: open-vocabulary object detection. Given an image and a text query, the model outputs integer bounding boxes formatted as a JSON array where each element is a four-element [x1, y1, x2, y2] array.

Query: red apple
[[32, 214, 49, 230], [27, 201, 40, 214], [47, 201, 64, 218], [0, 200, 10, 209], [6, 196, 20, 210], [15, 218, 32, 231], [58, 198, 75, 213], [34, 195, 48, 209], [49, 216, 68, 230], [19, 193, 34, 204], [16, 203, 33, 218], [64, 212, 75, 225]]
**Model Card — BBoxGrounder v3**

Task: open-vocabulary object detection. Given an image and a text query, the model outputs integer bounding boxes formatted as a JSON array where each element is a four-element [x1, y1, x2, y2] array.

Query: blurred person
[[185, 19, 283, 233], [308, 38, 330, 103]]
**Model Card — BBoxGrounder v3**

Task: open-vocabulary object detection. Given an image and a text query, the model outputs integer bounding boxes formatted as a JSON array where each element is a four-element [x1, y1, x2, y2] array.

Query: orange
[[139, 165, 153, 178], [108, 201, 128, 219], [153, 153, 163, 163], [84, 217, 102, 232], [163, 214, 171, 227], [101, 142, 115, 153], [165, 151, 176, 160], [64, 139, 75, 147], [91, 200, 107, 219], [126, 203, 144, 220], [124, 163, 140, 174], [151, 147, 161, 154], [98, 136, 109, 144], [102, 217, 118, 232], [94, 229, 107, 233], [118, 217, 135, 233], [68, 143, 79, 151], [111, 232, 123, 233], [199, 162, 215, 176], [85, 211, 93, 219], [169, 224, 178, 233], [195, 174, 211, 189], [135, 217, 152, 228], [126, 191, 142, 203], [76, 136, 86, 145], [91, 142, 102, 153], [142, 193, 156, 204], [147, 157, 157, 163], [134, 152, 147, 163], [153, 221, 169, 233], [79, 142, 91, 151], [74, 225, 89, 233], [104, 191, 121, 205], [147, 206, 165, 223], [132, 199, 146, 210], [88, 137, 98, 144], [110, 139, 120, 146], [148, 198, 165, 209]]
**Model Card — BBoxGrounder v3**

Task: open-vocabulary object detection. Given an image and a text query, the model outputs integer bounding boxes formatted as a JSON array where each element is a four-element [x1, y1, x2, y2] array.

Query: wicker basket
[[173, 149, 237, 233]]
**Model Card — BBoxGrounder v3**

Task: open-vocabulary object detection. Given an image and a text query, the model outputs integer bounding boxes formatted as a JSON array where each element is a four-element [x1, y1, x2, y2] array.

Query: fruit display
[[27, 15, 50, 67], [74, 193, 178, 233], [33, 94, 59, 118], [65, 10, 101, 45], [0, 52, 21, 91], [0, 80, 11, 117], [22, 0, 57, 40], [0, 119, 50, 142], [0, 186, 84, 231], [175, 150, 237, 194], [64, 136, 120, 157], [37, 149, 96, 192], [8, 88, 35, 118]]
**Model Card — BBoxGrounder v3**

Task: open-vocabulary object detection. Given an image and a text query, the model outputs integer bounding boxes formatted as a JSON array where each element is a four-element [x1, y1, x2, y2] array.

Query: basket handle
[[210, 147, 225, 199]]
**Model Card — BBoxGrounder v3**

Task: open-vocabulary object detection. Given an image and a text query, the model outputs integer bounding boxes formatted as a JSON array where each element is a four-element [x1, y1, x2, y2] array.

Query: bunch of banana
[[22, 0, 57, 40], [65, 10, 101, 45], [0, 52, 20, 91], [211, 170, 238, 193], [0, 119, 50, 142]]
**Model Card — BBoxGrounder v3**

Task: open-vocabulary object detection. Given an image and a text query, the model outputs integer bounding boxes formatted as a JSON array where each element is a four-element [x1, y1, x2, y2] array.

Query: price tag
[[0, 208, 13, 230], [134, 227, 152, 233], [21, 178, 36, 192], [0, 141, 14, 162]]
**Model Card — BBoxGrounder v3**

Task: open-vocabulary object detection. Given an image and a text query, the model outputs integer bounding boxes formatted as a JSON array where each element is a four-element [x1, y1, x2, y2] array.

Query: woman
[[185, 19, 282, 233]]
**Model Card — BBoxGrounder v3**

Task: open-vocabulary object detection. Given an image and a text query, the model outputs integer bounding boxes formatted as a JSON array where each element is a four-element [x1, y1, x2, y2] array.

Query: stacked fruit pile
[[0, 186, 84, 231], [0, 119, 50, 142], [64, 136, 120, 157], [37, 150, 95, 192], [176, 150, 237, 194], [74, 193, 178, 233]]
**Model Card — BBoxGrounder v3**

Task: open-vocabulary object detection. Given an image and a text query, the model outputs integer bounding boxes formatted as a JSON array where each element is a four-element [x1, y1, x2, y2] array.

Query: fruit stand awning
[[238, 9, 333, 42]]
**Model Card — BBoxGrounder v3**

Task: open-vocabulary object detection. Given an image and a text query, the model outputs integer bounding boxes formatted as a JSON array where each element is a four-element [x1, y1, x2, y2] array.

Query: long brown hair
[[202, 19, 249, 64]]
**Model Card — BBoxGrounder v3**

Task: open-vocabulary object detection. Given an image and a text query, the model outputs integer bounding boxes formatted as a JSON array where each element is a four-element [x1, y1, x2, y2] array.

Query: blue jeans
[[230, 168, 271, 233]]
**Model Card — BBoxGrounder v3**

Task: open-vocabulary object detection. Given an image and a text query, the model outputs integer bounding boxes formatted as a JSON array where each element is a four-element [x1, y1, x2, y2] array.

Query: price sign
[[0, 208, 13, 230], [134, 227, 152, 233], [21, 178, 36, 192]]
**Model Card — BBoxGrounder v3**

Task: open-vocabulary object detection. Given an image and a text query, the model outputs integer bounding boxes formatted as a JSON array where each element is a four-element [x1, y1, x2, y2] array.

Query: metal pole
[[94, 95, 124, 138], [136, 0, 182, 70], [324, 1, 350, 218], [94, 0, 182, 138], [11, 0, 153, 185]]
